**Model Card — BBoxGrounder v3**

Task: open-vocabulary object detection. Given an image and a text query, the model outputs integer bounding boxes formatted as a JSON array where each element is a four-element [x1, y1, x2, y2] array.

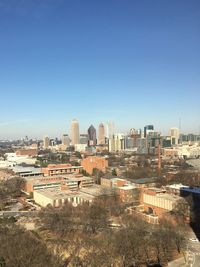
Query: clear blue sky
[[0, 0, 199, 139]]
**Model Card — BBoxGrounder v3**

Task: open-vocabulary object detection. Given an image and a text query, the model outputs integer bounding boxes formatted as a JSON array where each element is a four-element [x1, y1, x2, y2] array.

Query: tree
[[0, 224, 63, 267], [92, 168, 104, 184], [2, 177, 25, 197], [38, 203, 74, 236], [112, 168, 117, 176], [81, 201, 109, 234]]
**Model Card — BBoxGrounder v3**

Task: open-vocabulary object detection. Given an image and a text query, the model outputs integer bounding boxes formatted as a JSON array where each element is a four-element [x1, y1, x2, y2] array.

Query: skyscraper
[[43, 135, 50, 149], [62, 134, 70, 147], [71, 119, 80, 146], [88, 125, 97, 146], [105, 121, 115, 138], [98, 123, 105, 145], [144, 125, 154, 138], [108, 133, 125, 152]]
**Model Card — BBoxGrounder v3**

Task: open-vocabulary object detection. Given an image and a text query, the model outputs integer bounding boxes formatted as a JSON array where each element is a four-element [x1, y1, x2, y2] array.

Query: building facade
[[71, 119, 80, 145], [88, 125, 97, 146], [98, 123, 105, 145], [81, 156, 108, 175]]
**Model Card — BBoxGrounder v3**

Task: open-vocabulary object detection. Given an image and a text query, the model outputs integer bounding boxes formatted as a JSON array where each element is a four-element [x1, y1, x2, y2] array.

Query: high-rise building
[[88, 125, 97, 146], [130, 128, 142, 147], [80, 134, 88, 144], [62, 134, 70, 147], [170, 127, 179, 145], [105, 121, 115, 138], [71, 119, 80, 146], [98, 123, 105, 145], [124, 136, 134, 149], [136, 138, 148, 154], [43, 136, 50, 149], [144, 125, 154, 138], [109, 133, 125, 152]]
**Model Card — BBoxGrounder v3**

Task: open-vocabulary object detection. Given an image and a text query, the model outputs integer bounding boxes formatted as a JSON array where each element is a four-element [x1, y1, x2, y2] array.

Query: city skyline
[[1, 118, 200, 141], [0, 0, 199, 138]]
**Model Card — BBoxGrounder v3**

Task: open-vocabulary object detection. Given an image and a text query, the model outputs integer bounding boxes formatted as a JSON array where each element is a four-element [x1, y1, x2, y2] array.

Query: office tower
[[88, 125, 97, 146], [136, 138, 148, 154], [162, 136, 172, 147], [125, 136, 134, 149], [98, 123, 105, 145], [50, 139, 55, 146], [130, 128, 142, 147], [144, 125, 154, 138], [106, 121, 115, 138], [80, 134, 88, 144], [62, 134, 70, 147], [43, 136, 50, 149], [71, 119, 80, 145], [109, 133, 125, 152], [170, 127, 179, 145]]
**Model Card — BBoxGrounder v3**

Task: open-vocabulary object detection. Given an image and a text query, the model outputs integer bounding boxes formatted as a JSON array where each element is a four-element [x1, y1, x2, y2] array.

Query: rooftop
[[132, 177, 157, 184], [118, 185, 136, 190], [181, 187, 200, 194], [80, 185, 114, 197], [166, 184, 189, 190], [34, 188, 94, 201], [25, 174, 93, 185]]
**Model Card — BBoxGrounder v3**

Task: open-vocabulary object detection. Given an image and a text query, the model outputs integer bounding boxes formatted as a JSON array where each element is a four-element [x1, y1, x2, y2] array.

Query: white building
[[74, 144, 87, 152], [0, 153, 36, 168], [109, 133, 125, 152], [170, 128, 180, 145]]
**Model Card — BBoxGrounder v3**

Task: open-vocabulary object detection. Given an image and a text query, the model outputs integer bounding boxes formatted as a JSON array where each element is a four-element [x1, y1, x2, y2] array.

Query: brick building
[[142, 188, 188, 216], [16, 149, 38, 157], [101, 177, 136, 203], [41, 164, 82, 176], [25, 174, 94, 194], [81, 156, 108, 175]]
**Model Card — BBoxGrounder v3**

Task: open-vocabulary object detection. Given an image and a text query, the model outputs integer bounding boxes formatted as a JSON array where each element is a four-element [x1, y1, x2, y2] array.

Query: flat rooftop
[[144, 190, 183, 202], [11, 166, 42, 174], [25, 174, 93, 185], [80, 185, 114, 197], [34, 188, 94, 201], [132, 177, 157, 184], [118, 185, 136, 190], [166, 184, 189, 190]]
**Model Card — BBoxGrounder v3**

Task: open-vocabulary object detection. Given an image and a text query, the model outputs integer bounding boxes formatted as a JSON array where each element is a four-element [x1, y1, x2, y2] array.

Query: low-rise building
[[132, 177, 157, 188], [25, 174, 94, 193], [101, 177, 136, 203], [41, 164, 82, 176], [16, 149, 38, 157], [33, 184, 114, 207], [33, 188, 94, 207], [166, 184, 189, 195], [142, 188, 188, 216]]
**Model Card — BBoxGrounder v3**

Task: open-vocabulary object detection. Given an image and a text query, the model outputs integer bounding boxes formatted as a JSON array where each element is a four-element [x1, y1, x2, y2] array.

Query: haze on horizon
[[0, 0, 199, 139]]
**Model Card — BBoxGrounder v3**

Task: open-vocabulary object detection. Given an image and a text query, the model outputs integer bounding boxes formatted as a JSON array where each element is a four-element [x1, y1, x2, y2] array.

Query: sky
[[0, 0, 200, 139]]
